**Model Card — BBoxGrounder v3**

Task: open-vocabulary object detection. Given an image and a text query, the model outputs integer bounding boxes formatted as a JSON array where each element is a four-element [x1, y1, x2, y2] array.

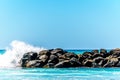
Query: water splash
[[0, 40, 45, 68]]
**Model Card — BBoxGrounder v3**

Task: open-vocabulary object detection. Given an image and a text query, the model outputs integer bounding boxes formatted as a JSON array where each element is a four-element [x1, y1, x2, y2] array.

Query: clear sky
[[0, 0, 120, 49]]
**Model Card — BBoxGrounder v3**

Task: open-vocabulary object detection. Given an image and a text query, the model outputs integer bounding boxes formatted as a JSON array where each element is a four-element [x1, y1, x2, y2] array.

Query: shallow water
[[0, 68, 120, 80], [0, 50, 5, 54]]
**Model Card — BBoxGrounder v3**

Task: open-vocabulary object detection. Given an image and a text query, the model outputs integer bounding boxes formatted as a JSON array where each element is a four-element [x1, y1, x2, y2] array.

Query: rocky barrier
[[20, 48, 120, 68]]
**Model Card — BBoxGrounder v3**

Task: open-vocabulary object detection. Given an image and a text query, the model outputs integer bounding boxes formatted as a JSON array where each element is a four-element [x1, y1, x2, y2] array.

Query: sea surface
[[0, 49, 120, 80]]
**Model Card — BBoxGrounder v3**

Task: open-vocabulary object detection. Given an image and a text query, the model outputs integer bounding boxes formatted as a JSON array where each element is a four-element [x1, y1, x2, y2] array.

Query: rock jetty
[[20, 48, 120, 68]]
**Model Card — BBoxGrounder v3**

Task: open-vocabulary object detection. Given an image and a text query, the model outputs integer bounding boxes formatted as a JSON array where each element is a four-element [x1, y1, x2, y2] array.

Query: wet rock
[[39, 50, 50, 56], [59, 59, 66, 62], [51, 48, 64, 55], [77, 54, 82, 58], [82, 52, 93, 59], [23, 52, 38, 60], [83, 60, 93, 67], [20, 58, 28, 67], [112, 51, 120, 57], [100, 49, 107, 54], [92, 53, 103, 59], [58, 55, 66, 59], [116, 57, 120, 67], [20, 52, 38, 67], [103, 58, 118, 67], [93, 57, 104, 64], [103, 62, 113, 67], [39, 55, 49, 63], [100, 49, 109, 58], [43, 63, 55, 68], [48, 55, 59, 64], [64, 52, 78, 59], [26, 60, 44, 68], [92, 49, 99, 54], [99, 59, 108, 67], [54, 60, 71, 68], [78, 55, 85, 63], [116, 61, 120, 67], [48, 49, 54, 52], [70, 57, 81, 67], [93, 57, 104, 67], [109, 48, 120, 55], [56, 53, 64, 56], [110, 58, 118, 65]]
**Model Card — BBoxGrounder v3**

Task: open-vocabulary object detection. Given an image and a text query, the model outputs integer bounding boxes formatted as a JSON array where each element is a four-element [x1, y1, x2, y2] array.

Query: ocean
[[0, 41, 119, 80], [0, 50, 120, 80]]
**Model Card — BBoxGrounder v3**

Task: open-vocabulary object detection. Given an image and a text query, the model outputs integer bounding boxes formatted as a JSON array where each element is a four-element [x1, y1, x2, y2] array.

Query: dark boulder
[[83, 60, 93, 67], [92, 53, 103, 59], [26, 60, 44, 68], [20, 58, 28, 67], [92, 49, 99, 54], [64, 52, 78, 59], [20, 52, 38, 67], [100, 49, 109, 58], [78, 55, 86, 63], [69, 57, 81, 67], [55, 53, 64, 56], [54, 60, 71, 68], [59, 59, 66, 62], [43, 63, 55, 68], [111, 51, 120, 57], [51, 48, 64, 55], [48, 55, 59, 64], [39, 50, 50, 56], [93, 57, 104, 64], [103, 62, 114, 67], [39, 55, 49, 63], [100, 49, 107, 54], [58, 55, 66, 59], [109, 48, 120, 55], [103, 58, 118, 67], [99, 59, 108, 67], [118, 57, 120, 61], [23, 52, 38, 60], [82, 52, 93, 59], [58, 55, 70, 62], [116, 61, 120, 67], [93, 57, 104, 67], [48, 49, 54, 52]]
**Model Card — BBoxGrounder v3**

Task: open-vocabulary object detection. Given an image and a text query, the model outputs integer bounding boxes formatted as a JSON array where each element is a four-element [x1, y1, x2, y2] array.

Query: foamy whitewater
[[0, 40, 45, 68]]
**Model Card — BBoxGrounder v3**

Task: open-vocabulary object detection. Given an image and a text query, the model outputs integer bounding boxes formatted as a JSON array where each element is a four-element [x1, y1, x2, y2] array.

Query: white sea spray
[[0, 40, 45, 68]]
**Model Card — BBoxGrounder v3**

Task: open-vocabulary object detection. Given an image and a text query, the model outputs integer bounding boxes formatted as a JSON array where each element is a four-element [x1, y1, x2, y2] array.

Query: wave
[[0, 40, 45, 68]]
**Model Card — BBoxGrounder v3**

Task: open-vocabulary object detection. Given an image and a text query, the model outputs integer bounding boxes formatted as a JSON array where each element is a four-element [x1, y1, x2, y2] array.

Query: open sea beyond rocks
[[0, 49, 120, 80]]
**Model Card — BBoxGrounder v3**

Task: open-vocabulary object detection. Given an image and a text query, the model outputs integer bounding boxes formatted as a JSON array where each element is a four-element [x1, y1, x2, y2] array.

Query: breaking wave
[[0, 40, 45, 68]]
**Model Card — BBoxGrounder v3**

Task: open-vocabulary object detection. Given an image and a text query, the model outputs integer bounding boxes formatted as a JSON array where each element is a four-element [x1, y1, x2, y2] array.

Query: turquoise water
[[67, 49, 92, 54], [67, 49, 111, 54], [0, 50, 5, 54], [1, 68, 120, 80], [0, 49, 120, 80]]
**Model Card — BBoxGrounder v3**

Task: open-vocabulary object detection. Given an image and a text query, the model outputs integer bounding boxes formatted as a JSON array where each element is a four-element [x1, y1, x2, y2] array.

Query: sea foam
[[0, 40, 45, 68]]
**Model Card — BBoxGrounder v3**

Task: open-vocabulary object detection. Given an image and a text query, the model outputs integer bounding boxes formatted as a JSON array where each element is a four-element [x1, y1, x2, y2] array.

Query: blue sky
[[0, 0, 120, 49]]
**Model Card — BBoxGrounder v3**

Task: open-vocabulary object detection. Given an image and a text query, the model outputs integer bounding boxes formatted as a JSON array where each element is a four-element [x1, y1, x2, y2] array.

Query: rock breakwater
[[20, 48, 120, 68]]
